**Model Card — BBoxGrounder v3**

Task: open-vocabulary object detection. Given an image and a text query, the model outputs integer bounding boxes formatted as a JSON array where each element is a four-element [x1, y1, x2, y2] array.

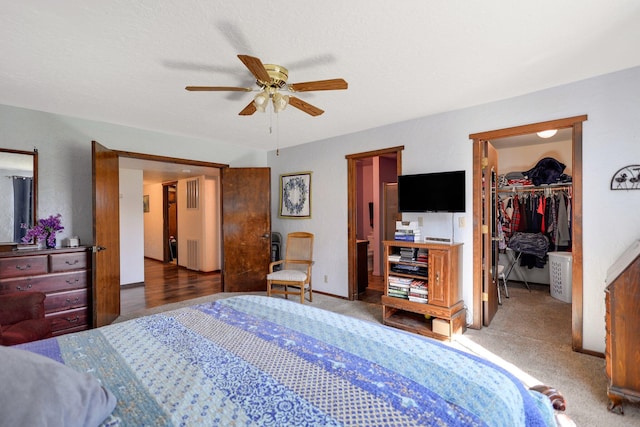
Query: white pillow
[[0, 345, 117, 427]]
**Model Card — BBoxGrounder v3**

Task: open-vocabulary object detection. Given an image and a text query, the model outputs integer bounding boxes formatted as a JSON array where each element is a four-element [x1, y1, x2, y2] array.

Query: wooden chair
[[267, 232, 314, 303]]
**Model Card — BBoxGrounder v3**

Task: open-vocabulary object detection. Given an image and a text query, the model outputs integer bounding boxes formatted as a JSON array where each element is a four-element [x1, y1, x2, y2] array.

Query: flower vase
[[45, 233, 56, 249]]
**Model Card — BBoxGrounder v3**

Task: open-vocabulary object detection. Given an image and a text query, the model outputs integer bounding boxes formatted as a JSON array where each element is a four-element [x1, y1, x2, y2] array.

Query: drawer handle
[[15, 264, 31, 271], [65, 316, 80, 323], [65, 260, 79, 266], [16, 284, 33, 291], [65, 278, 79, 285], [65, 297, 80, 305]]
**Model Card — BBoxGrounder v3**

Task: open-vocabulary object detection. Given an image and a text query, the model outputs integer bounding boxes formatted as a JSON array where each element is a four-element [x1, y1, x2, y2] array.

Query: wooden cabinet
[[0, 247, 92, 336], [604, 240, 640, 414], [356, 240, 369, 294], [382, 241, 465, 340]]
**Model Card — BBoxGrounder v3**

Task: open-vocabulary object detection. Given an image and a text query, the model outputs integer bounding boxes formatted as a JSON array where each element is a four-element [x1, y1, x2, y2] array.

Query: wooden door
[[221, 167, 271, 292], [92, 141, 121, 327], [428, 249, 448, 307], [482, 141, 499, 326]]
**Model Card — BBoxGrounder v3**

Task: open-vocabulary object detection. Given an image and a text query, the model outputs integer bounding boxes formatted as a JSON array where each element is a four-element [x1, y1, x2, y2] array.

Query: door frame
[[346, 146, 403, 300], [93, 147, 228, 325], [470, 115, 588, 352]]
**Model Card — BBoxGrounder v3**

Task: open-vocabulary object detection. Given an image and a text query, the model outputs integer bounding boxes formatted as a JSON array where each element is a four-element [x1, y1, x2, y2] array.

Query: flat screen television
[[398, 170, 465, 212]]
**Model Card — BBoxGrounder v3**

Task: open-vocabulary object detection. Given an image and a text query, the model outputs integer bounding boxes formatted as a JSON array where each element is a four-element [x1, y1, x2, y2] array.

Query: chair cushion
[[1, 318, 52, 346], [267, 269, 307, 282], [0, 345, 117, 427]]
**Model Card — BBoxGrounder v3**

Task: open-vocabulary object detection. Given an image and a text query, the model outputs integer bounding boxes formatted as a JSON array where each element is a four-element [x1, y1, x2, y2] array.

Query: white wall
[[268, 66, 640, 353], [119, 168, 144, 285], [498, 139, 573, 176]]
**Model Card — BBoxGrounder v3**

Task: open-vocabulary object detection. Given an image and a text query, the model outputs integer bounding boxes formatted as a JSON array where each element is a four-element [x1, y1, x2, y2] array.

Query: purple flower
[[21, 214, 64, 247]]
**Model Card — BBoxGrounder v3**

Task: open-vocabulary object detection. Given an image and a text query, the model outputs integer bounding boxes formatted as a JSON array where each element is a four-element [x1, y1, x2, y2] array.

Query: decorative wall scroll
[[279, 172, 311, 218], [611, 165, 640, 190]]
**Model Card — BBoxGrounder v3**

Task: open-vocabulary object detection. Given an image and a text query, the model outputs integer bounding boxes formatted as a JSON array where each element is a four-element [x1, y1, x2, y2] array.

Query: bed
[[4, 295, 562, 426]]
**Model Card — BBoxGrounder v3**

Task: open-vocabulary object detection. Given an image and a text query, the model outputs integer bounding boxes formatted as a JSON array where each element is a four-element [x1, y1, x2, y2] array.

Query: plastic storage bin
[[548, 251, 572, 303]]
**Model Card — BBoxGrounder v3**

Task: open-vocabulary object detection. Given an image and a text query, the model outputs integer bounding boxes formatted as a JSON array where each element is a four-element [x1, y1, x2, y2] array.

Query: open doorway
[[164, 182, 178, 264], [117, 155, 224, 318], [346, 146, 403, 301], [470, 115, 588, 353]]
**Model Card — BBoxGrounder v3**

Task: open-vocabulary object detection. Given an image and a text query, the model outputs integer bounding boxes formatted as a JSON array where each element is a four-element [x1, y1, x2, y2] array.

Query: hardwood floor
[[120, 258, 222, 315], [121, 259, 384, 316], [359, 273, 383, 304]]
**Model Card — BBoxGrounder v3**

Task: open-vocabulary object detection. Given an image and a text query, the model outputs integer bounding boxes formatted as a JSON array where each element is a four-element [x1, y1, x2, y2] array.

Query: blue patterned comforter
[[19, 295, 556, 426]]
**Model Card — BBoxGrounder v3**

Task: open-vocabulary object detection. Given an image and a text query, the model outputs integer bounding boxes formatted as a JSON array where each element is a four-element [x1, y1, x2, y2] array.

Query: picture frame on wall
[[279, 172, 311, 218], [143, 195, 149, 213]]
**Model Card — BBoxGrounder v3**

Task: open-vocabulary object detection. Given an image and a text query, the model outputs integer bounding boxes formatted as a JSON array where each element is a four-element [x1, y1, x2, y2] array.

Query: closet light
[[537, 129, 558, 139]]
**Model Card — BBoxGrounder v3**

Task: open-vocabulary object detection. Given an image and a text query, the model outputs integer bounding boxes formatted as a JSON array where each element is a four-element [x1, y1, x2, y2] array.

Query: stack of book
[[416, 248, 428, 264], [394, 221, 422, 242], [408, 279, 428, 303], [394, 229, 421, 242], [399, 247, 417, 261], [388, 253, 401, 262], [387, 276, 412, 299]]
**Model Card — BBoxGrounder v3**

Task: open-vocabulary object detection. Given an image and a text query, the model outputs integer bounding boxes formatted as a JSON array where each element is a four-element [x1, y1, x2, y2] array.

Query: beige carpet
[[115, 285, 640, 426]]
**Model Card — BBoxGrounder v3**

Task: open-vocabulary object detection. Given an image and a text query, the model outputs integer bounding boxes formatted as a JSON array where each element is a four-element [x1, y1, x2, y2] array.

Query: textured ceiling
[[1, 1, 639, 152]]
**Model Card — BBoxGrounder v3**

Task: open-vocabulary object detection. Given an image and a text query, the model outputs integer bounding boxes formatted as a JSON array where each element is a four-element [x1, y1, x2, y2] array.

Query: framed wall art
[[143, 195, 150, 212], [279, 172, 311, 218], [611, 165, 640, 190]]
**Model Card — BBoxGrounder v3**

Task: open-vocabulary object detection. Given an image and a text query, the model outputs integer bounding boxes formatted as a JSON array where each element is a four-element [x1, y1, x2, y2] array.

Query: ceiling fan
[[186, 54, 348, 117]]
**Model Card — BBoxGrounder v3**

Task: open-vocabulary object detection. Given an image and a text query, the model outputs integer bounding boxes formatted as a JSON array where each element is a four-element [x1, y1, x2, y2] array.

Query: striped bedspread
[[20, 295, 556, 426]]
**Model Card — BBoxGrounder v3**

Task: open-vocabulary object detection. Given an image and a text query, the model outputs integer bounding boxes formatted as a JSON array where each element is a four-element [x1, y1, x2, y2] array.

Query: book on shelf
[[409, 279, 428, 303], [388, 275, 414, 285], [394, 223, 422, 242], [388, 289, 409, 299], [399, 247, 418, 261], [394, 233, 419, 242]]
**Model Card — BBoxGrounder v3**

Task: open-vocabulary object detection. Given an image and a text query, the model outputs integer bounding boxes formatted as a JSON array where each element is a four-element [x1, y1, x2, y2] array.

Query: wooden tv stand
[[382, 240, 465, 341]]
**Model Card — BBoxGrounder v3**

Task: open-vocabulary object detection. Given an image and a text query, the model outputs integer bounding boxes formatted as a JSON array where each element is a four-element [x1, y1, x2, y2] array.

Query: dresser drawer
[[0, 270, 89, 294], [47, 307, 89, 333], [50, 251, 89, 272], [0, 255, 48, 278], [44, 289, 88, 313]]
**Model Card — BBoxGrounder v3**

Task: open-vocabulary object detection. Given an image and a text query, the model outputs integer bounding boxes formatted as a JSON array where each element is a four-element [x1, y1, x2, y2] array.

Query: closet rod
[[496, 184, 572, 194]]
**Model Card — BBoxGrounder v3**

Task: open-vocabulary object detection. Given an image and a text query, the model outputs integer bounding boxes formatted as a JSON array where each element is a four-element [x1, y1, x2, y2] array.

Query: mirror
[[0, 148, 37, 243]]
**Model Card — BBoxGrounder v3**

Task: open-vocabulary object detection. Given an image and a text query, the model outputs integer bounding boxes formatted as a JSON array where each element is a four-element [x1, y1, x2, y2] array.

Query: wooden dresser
[[604, 240, 640, 414], [0, 247, 92, 336]]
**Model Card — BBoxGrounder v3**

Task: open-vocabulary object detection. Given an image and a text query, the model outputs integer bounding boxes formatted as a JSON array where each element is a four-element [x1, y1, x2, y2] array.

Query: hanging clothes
[[556, 192, 571, 248], [498, 186, 572, 263]]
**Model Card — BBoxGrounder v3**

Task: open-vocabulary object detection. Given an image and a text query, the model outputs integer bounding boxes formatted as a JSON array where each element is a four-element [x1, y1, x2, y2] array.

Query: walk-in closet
[[492, 128, 573, 305]]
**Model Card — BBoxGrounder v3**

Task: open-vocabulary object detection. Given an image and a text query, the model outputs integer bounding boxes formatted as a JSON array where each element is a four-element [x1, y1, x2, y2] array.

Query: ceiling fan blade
[[185, 86, 252, 92], [288, 96, 324, 116], [237, 54, 271, 83], [288, 78, 348, 92], [238, 101, 257, 116]]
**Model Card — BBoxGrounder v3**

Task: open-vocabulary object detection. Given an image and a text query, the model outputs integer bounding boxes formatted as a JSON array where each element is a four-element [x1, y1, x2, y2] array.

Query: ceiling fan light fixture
[[253, 91, 269, 112], [537, 129, 558, 139], [273, 92, 289, 113]]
